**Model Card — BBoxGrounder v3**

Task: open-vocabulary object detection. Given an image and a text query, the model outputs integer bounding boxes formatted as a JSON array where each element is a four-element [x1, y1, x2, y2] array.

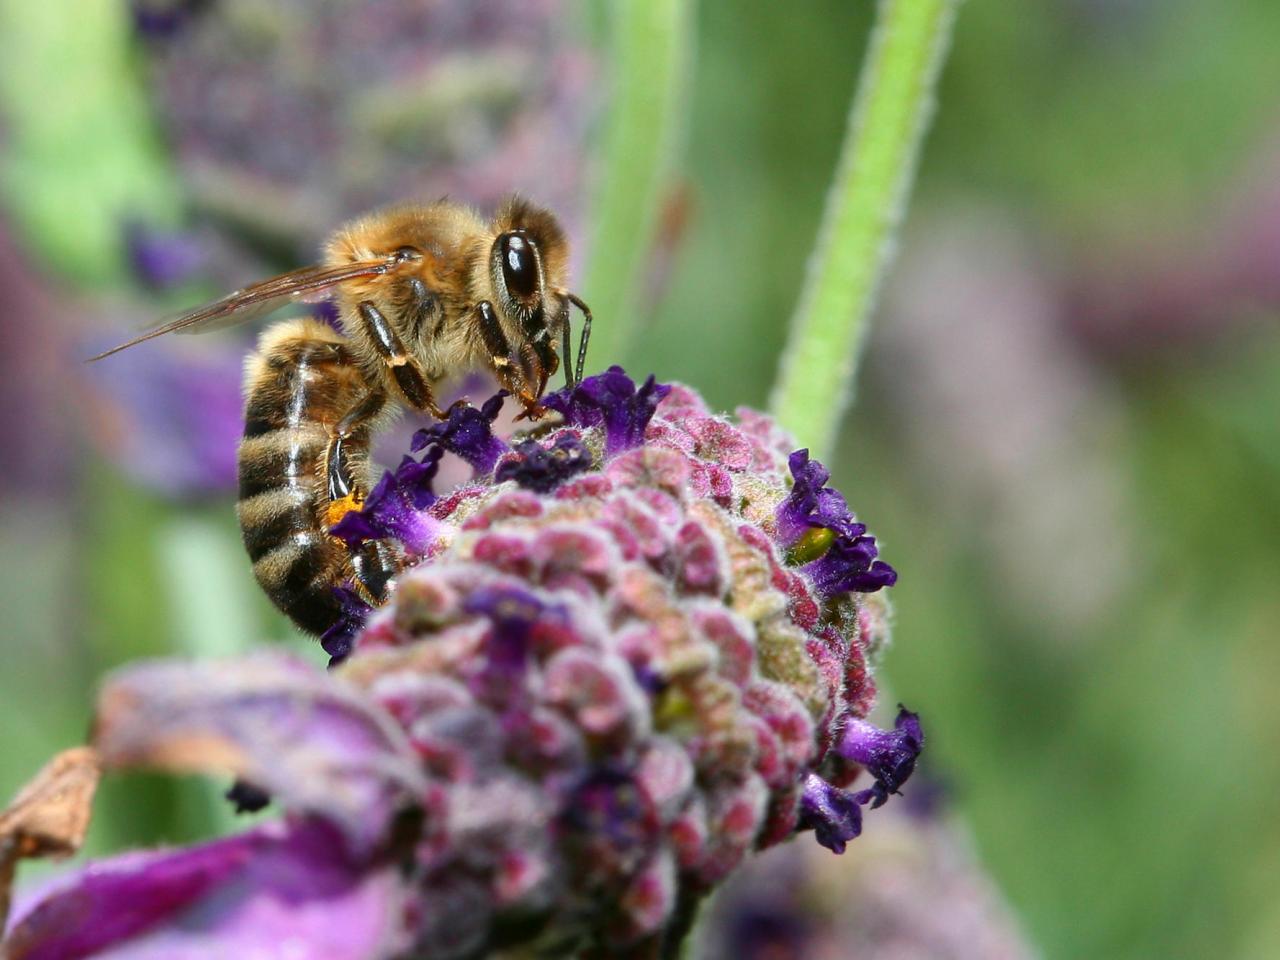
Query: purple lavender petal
[[798, 774, 864, 854], [410, 394, 509, 475], [542, 366, 671, 457], [837, 707, 924, 796], [802, 538, 899, 597], [461, 583, 575, 709], [4, 818, 406, 960], [93, 653, 427, 855], [331, 449, 443, 555], [463, 583, 545, 673], [776, 449, 865, 545], [494, 434, 591, 492]]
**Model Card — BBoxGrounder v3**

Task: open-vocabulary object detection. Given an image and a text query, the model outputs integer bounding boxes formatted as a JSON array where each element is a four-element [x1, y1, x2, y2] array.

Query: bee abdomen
[[236, 319, 371, 636]]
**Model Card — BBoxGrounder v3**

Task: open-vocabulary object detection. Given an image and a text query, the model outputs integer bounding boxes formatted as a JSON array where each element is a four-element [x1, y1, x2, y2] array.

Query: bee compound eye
[[499, 232, 538, 300]]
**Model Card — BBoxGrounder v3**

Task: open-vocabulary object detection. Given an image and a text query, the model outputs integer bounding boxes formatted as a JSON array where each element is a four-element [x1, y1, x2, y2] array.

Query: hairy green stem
[[770, 0, 959, 457], [580, 0, 694, 368]]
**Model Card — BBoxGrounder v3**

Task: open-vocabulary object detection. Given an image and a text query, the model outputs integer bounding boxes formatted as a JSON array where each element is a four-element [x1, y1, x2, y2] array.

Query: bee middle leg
[[357, 300, 447, 419]]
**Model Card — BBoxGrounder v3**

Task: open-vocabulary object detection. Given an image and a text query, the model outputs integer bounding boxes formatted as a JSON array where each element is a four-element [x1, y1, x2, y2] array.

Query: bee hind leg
[[323, 391, 403, 605]]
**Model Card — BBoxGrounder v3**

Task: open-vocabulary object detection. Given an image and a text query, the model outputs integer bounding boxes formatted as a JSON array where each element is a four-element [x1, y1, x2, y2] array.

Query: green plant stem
[[580, 0, 694, 369], [769, 0, 959, 458]]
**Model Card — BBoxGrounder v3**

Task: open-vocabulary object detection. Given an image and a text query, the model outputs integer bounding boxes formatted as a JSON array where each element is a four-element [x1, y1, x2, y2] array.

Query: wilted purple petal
[[494, 434, 591, 492], [4, 818, 406, 960], [410, 394, 509, 475], [837, 707, 924, 796], [542, 366, 671, 457], [92, 653, 426, 854]]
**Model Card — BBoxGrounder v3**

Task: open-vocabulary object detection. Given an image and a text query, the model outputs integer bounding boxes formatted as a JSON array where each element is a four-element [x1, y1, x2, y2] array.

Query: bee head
[[490, 197, 569, 321]]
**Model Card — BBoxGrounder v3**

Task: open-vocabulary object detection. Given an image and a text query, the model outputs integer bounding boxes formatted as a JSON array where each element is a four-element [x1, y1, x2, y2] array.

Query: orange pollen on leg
[[324, 493, 365, 530]]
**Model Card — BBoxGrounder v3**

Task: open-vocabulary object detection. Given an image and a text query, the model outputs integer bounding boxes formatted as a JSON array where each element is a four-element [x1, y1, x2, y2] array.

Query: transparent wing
[[87, 255, 408, 361]]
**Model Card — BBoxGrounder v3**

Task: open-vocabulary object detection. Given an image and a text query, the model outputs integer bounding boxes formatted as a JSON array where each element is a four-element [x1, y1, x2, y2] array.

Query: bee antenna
[[562, 292, 592, 387]]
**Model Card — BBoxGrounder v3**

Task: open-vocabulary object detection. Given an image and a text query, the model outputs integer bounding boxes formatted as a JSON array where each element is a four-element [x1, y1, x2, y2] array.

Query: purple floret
[[542, 366, 671, 457], [837, 706, 924, 797], [803, 536, 899, 596], [331, 449, 444, 556], [494, 434, 591, 493], [775, 450, 857, 545], [799, 773, 865, 854], [410, 394, 509, 475], [777, 449, 898, 597], [463, 583, 545, 681]]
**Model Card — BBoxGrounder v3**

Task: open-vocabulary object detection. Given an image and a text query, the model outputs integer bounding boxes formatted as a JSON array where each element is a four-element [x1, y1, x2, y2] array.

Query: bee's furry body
[[95, 196, 590, 639], [237, 319, 400, 633]]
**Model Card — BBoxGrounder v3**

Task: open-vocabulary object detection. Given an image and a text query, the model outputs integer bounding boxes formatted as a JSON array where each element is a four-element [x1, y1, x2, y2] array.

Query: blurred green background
[[3, 2, 1279, 957]]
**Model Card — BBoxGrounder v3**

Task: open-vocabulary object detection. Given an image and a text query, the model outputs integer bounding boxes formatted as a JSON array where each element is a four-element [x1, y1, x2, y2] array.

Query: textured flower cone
[[2, 369, 920, 960]]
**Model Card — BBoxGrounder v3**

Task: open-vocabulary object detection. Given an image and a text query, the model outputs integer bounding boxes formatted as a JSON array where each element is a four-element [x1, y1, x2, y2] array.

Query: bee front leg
[[475, 300, 545, 419], [356, 300, 447, 419]]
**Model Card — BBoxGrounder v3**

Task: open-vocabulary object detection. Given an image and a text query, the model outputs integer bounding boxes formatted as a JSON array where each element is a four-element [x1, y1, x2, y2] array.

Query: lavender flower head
[[4, 368, 921, 959]]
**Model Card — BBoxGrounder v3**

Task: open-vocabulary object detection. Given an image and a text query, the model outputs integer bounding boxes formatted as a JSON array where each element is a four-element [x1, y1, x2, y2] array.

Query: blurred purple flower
[[5, 370, 921, 958], [6, 818, 406, 960], [122, 221, 208, 290], [700, 802, 1035, 960], [84, 339, 244, 498]]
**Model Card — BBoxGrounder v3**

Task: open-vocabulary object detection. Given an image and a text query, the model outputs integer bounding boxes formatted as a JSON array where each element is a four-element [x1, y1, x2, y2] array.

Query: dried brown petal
[[0, 747, 100, 933]]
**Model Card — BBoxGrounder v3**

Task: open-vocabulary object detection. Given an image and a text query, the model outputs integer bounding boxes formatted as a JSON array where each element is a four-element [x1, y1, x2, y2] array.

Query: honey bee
[[91, 197, 591, 637]]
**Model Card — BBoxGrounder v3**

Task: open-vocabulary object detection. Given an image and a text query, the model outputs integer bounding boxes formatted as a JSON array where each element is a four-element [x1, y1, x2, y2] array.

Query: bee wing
[[86, 256, 406, 361]]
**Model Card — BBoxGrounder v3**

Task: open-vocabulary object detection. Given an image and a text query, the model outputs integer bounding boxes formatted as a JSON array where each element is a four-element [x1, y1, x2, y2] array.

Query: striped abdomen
[[237, 319, 395, 635]]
